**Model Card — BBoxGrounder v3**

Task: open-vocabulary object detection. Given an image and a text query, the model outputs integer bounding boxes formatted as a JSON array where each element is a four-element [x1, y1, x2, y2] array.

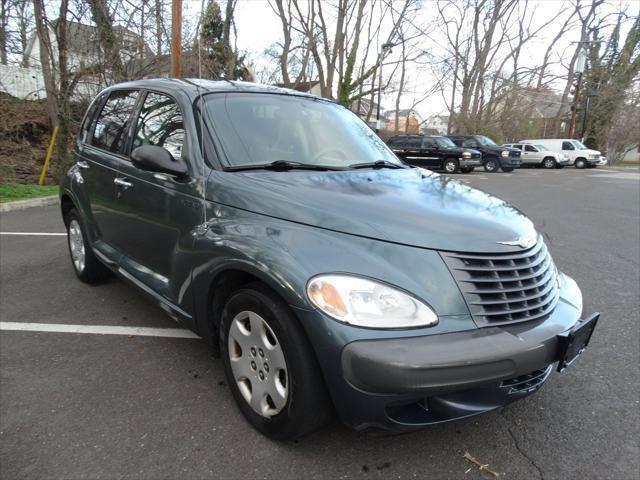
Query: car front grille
[[441, 238, 560, 326]]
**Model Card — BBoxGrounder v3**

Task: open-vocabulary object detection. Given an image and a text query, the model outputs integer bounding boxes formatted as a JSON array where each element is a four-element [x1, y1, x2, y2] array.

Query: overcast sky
[[222, 0, 637, 120]]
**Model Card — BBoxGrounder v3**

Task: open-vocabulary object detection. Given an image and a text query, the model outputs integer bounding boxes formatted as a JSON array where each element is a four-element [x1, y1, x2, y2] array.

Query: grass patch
[[0, 183, 58, 203]]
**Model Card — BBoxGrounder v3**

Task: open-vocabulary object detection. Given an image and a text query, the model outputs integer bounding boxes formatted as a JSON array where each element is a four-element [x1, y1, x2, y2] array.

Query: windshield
[[476, 135, 497, 146], [435, 137, 457, 148], [535, 144, 548, 151], [572, 140, 588, 149], [204, 93, 402, 169]]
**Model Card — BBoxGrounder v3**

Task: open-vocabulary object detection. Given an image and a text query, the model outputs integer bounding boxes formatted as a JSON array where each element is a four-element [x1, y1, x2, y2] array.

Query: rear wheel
[[542, 157, 557, 169], [64, 208, 111, 284], [220, 284, 332, 440], [443, 158, 459, 174], [483, 157, 499, 173], [575, 158, 587, 169]]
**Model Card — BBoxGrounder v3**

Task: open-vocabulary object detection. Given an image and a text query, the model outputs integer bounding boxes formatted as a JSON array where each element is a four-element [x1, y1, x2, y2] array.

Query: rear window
[[91, 90, 139, 155], [79, 95, 104, 144]]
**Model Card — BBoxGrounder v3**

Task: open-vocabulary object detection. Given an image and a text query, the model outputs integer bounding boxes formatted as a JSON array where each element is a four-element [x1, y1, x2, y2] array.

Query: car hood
[[207, 167, 537, 253]]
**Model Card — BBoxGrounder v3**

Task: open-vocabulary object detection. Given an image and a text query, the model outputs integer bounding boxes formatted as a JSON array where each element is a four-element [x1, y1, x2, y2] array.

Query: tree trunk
[[32, 0, 59, 127], [89, 0, 126, 83]]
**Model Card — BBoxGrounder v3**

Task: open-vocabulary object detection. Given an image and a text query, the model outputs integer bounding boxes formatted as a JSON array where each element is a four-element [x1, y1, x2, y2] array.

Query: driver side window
[[524, 145, 536, 152], [133, 92, 185, 161], [562, 141, 574, 151], [462, 139, 477, 148]]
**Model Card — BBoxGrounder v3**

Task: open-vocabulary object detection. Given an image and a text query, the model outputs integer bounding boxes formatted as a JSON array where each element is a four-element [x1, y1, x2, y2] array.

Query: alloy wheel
[[444, 161, 457, 173], [227, 311, 288, 418], [543, 158, 555, 169], [68, 219, 86, 273]]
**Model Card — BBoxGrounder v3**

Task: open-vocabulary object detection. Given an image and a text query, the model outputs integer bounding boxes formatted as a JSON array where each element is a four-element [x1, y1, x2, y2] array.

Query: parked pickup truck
[[387, 134, 482, 173], [448, 135, 522, 173], [503, 142, 569, 169], [520, 139, 606, 168]]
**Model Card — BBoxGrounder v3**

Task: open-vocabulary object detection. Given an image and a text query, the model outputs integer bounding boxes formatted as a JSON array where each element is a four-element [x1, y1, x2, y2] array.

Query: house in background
[[274, 80, 322, 96], [426, 115, 449, 135], [23, 19, 151, 71], [383, 108, 423, 134], [0, 19, 151, 100]]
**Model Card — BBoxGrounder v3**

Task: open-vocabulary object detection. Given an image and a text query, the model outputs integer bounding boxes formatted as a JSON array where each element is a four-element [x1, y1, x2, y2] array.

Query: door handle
[[114, 177, 133, 189], [77, 160, 90, 169]]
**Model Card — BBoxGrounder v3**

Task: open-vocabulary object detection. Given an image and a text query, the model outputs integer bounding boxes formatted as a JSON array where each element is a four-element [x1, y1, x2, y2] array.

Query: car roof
[[100, 78, 318, 101]]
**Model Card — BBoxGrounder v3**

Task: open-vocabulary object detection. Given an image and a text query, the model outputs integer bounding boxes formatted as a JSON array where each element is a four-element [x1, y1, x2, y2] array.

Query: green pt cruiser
[[60, 79, 599, 440]]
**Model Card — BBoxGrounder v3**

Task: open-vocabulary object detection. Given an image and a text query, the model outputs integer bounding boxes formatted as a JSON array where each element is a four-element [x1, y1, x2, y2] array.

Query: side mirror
[[131, 145, 188, 176]]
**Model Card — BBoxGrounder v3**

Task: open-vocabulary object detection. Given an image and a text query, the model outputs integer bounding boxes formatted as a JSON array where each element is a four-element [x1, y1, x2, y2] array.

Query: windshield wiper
[[224, 160, 345, 172], [349, 160, 406, 170]]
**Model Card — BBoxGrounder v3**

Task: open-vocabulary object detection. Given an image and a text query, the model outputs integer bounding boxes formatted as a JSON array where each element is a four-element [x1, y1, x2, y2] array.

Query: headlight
[[307, 275, 438, 328], [501, 150, 510, 157], [462, 151, 471, 158]]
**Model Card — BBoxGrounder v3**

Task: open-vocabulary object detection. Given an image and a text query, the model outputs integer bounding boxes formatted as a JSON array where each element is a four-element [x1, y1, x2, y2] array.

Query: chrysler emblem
[[497, 233, 538, 249]]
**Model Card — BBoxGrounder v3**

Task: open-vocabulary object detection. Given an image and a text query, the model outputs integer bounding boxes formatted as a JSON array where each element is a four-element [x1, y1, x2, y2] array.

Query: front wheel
[[575, 158, 587, 169], [443, 158, 460, 174], [542, 157, 557, 169], [65, 208, 111, 283], [220, 284, 332, 440], [484, 158, 499, 173]]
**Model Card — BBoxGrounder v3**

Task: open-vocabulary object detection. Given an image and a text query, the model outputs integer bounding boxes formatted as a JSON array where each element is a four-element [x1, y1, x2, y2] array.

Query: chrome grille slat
[[441, 238, 560, 326]]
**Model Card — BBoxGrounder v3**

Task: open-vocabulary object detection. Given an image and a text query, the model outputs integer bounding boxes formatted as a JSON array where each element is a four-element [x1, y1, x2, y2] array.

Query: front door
[[523, 144, 542, 164], [108, 90, 204, 306]]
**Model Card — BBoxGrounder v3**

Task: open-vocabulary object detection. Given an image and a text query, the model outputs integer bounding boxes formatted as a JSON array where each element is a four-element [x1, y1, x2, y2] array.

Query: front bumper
[[297, 274, 590, 432], [460, 158, 483, 167]]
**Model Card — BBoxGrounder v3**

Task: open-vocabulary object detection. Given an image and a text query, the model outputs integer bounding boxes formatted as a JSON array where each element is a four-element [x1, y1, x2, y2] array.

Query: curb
[[0, 196, 59, 213]]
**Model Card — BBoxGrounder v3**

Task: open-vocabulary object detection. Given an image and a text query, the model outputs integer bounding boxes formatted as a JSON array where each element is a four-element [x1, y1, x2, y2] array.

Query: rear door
[[401, 136, 428, 165], [79, 89, 141, 261], [106, 90, 204, 307], [420, 137, 441, 168]]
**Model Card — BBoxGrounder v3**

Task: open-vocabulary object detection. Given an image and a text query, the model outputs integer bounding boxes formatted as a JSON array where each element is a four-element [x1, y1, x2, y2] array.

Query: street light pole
[[375, 42, 394, 135]]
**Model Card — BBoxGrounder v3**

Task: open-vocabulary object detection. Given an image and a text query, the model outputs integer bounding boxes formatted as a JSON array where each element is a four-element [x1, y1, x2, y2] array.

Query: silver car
[[503, 143, 569, 169]]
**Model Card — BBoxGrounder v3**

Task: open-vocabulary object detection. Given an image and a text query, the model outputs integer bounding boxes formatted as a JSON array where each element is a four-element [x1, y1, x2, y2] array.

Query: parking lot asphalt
[[1, 167, 639, 479]]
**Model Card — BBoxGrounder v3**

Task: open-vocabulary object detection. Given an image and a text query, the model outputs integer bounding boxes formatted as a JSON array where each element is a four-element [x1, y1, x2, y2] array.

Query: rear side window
[[422, 138, 436, 148], [133, 92, 185, 160], [79, 95, 104, 144], [562, 141, 574, 150], [462, 139, 477, 148], [406, 137, 422, 148], [91, 90, 139, 155]]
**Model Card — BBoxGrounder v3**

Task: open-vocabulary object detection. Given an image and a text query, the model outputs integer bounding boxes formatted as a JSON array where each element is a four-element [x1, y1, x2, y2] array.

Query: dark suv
[[60, 79, 598, 440], [387, 135, 482, 173], [448, 135, 522, 172]]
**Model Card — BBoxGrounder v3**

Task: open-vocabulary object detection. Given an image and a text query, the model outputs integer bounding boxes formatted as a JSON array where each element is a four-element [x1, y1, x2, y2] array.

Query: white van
[[503, 142, 569, 169], [520, 139, 605, 168]]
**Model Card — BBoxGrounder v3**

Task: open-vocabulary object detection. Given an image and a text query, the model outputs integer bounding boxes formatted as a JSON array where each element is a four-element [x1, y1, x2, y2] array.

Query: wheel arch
[[196, 262, 311, 356]]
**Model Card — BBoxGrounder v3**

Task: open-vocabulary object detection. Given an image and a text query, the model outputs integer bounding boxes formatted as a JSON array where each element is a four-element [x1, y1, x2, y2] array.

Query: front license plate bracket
[[556, 313, 600, 372]]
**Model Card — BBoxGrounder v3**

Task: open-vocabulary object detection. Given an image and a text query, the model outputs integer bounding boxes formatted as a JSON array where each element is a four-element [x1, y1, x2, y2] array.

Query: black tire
[[64, 208, 111, 284], [460, 166, 475, 173], [483, 157, 499, 173], [542, 157, 557, 169], [443, 158, 459, 174], [501, 166, 514, 172], [575, 158, 587, 169], [220, 283, 332, 440]]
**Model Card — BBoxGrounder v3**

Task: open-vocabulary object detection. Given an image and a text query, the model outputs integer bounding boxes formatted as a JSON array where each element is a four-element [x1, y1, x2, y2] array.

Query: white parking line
[[0, 322, 201, 339], [0, 232, 66, 236]]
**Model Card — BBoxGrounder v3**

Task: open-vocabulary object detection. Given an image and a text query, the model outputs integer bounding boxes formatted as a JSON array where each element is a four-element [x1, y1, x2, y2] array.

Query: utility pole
[[171, 0, 182, 78]]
